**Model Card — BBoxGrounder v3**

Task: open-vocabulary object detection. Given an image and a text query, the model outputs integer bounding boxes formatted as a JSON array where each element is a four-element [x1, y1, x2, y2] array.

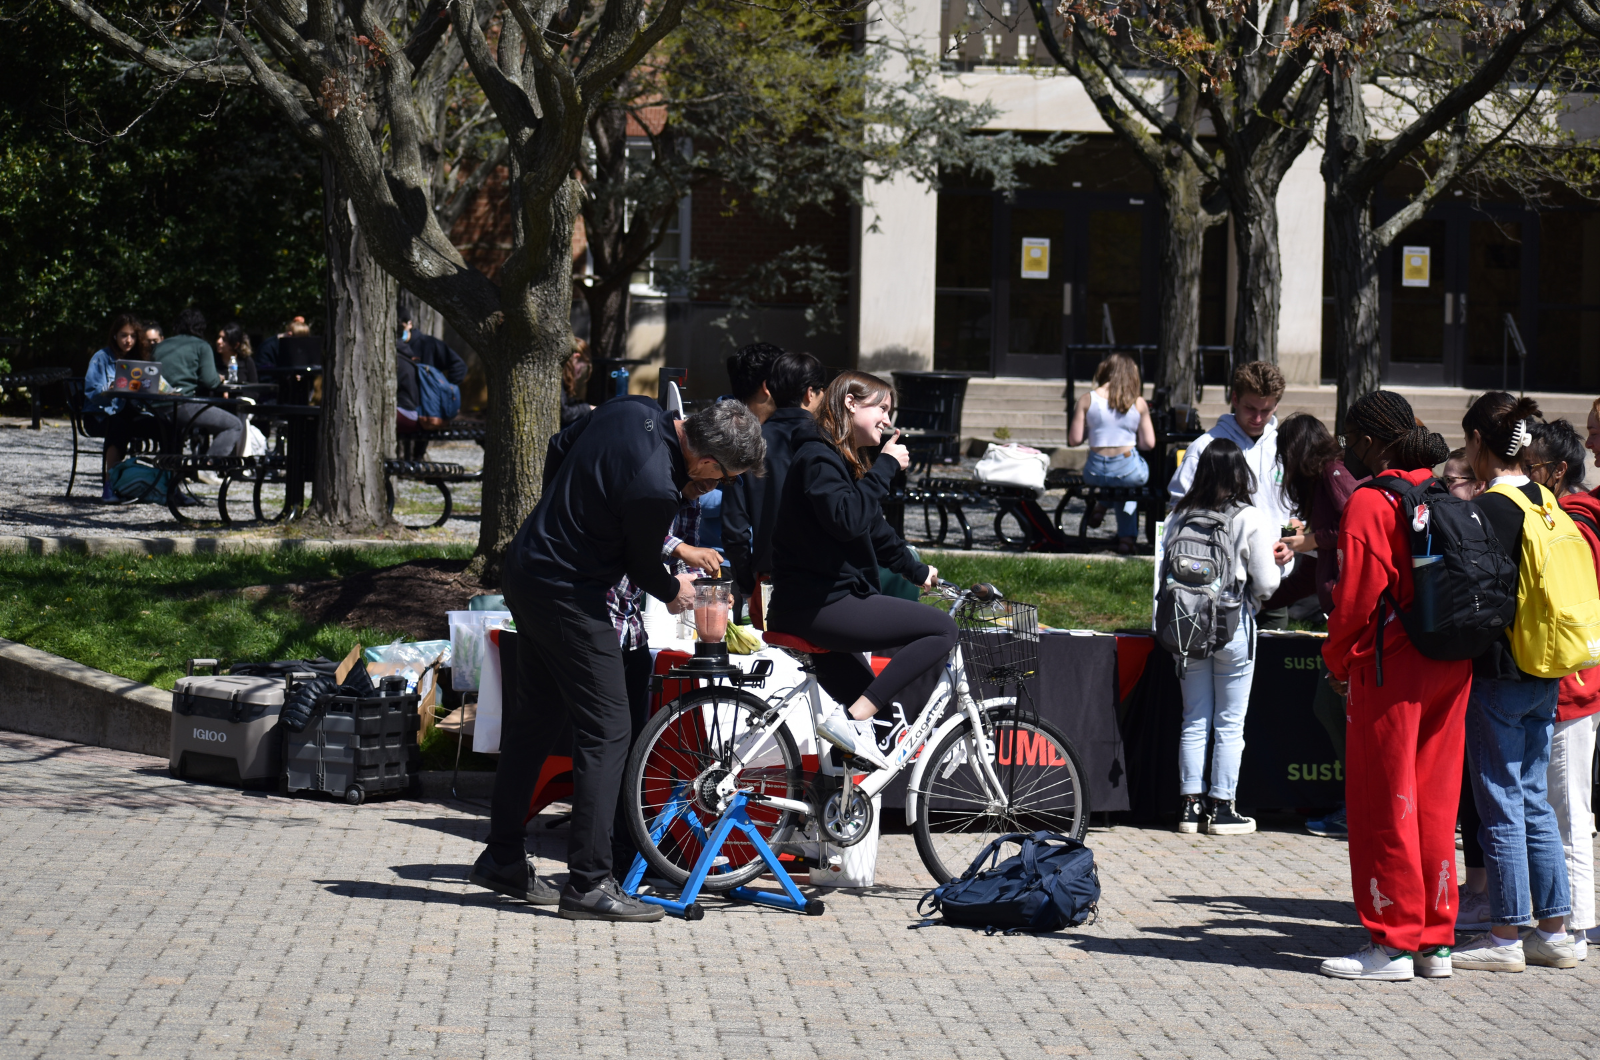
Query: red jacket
[[1558, 488, 1600, 721], [1322, 468, 1437, 681]]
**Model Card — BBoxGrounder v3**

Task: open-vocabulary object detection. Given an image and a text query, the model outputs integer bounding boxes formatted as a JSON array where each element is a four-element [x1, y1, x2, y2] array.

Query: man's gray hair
[[684, 398, 767, 476]]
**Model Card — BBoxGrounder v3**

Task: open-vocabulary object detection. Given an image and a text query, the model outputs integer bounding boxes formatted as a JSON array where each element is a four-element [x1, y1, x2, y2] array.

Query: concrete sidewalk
[[3, 729, 1597, 1060]]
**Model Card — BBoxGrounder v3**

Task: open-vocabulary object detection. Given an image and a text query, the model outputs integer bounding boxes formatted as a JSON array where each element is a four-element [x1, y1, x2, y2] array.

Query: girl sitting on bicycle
[[767, 370, 954, 768]]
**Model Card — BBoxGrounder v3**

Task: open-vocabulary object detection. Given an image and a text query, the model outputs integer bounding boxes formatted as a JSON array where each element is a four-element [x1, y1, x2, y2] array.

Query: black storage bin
[[890, 371, 970, 463], [282, 679, 422, 804]]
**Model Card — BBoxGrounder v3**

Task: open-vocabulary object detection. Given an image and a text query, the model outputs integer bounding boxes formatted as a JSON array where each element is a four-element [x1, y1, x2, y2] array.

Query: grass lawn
[[0, 545, 470, 690], [926, 552, 1156, 632]]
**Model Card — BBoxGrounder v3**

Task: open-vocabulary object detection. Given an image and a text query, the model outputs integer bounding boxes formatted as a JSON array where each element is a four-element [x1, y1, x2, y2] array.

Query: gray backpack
[[1156, 506, 1246, 675]]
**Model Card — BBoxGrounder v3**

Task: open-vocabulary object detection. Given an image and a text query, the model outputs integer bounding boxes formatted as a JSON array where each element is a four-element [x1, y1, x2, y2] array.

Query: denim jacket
[[84, 349, 121, 417]]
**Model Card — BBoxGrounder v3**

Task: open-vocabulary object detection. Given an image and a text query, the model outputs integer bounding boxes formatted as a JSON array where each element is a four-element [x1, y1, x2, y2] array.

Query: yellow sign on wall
[[1401, 245, 1430, 287], [1021, 238, 1050, 279]]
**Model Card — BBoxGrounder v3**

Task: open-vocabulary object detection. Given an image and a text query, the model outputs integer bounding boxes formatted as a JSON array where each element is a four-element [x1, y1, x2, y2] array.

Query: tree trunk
[[1323, 70, 1382, 431], [473, 177, 581, 584], [1229, 176, 1282, 370], [314, 153, 397, 532], [1156, 162, 1210, 408], [583, 279, 631, 362]]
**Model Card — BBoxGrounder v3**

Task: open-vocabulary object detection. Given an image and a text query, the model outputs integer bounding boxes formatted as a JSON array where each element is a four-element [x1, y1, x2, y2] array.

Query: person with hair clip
[[1520, 418, 1600, 959], [1318, 391, 1465, 982], [722, 350, 829, 611], [1068, 353, 1155, 554], [1446, 393, 1577, 972], [1275, 412, 1362, 839], [1170, 438, 1289, 837], [766, 370, 954, 768]]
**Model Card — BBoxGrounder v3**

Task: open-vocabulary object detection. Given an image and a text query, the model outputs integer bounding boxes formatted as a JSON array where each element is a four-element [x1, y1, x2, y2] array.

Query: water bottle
[[227, 356, 239, 384]]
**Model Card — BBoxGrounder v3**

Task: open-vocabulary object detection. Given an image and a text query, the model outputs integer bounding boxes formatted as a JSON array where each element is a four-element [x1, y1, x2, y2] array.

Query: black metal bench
[[383, 459, 481, 528], [1046, 468, 1167, 544], [912, 476, 1073, 552], [148, 453, 290, 525]]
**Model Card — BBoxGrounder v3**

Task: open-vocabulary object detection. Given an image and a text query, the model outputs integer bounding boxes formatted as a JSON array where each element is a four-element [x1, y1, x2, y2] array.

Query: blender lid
[[692, 576, 732, 586]]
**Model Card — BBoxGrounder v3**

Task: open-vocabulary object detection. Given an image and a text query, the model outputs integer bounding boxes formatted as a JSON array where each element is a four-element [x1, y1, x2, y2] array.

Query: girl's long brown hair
[[1093, 353, 1141, 414], [814, 370, 895, 478]]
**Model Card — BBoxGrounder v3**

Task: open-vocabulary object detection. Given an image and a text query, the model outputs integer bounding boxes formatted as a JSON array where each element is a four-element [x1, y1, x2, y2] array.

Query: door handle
[[1062, 282, 1073, 316], [1444, 292, 1452, 325]]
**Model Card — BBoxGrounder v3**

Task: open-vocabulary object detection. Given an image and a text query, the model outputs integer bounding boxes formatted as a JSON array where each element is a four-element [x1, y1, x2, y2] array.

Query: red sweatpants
[[1345, 645, 1471, 953]]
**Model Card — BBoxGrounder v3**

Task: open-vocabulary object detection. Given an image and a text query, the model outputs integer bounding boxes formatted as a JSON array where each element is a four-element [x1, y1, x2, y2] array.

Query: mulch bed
[[292, 558, 477, 640]]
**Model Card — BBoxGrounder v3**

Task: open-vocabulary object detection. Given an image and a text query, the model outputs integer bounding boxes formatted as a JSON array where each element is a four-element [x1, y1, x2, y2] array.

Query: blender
[[683, 576, 735, 672]]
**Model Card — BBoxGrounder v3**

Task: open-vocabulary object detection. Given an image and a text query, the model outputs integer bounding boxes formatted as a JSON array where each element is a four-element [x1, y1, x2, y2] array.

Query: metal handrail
[[1501, 313, 1528, 396]]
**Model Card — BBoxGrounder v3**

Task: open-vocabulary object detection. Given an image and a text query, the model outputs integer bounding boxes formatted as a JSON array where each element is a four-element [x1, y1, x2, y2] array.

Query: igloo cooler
[[169, 661, 286, 788]]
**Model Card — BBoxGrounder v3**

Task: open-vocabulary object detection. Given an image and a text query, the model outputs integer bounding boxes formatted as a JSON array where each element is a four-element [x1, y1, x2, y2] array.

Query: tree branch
[[52, 0, 253, 85]]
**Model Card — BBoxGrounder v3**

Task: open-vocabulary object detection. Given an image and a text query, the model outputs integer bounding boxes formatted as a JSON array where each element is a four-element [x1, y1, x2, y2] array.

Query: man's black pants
[[487, 595, 632, 893]]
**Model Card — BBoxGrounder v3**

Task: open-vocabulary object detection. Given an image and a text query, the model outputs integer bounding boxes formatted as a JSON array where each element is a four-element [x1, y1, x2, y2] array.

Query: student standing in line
[[1068, 353, 1156, 554], [1450, 393, 1575, 973], [1169, 439, 1288, 837], [1524, 418, 1600, 960], [1275, 412, 1363, 840], [1168, 361, 1297, 626], [1319, 391, 1464, 983]]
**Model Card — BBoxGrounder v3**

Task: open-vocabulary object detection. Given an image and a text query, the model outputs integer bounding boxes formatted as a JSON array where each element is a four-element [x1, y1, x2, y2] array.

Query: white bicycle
[[623, 583, 1089, 890]]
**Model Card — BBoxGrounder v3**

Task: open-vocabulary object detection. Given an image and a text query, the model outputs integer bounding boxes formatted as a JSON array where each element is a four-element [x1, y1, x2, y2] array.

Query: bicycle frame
[[712, 590, 1016, 827]]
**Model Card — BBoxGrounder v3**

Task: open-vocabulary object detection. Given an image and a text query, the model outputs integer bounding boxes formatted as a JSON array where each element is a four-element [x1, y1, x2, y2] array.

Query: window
[[625, 139, 689, 294]]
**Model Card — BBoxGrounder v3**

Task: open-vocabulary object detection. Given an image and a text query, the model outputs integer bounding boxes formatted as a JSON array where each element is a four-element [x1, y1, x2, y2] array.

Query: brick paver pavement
[[4, 729, 1599, 1060]]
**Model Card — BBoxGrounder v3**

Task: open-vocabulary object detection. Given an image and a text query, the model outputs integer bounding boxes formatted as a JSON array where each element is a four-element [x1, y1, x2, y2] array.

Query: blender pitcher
[[683, 577, 733, 670]]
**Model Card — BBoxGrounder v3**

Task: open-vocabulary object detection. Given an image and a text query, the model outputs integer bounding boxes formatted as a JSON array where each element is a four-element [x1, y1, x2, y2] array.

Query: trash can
[[891, 371, 970, 464]]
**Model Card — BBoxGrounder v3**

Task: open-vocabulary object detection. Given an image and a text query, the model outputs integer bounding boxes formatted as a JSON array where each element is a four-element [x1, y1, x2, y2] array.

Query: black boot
[[1177, 794, 1206, 834]]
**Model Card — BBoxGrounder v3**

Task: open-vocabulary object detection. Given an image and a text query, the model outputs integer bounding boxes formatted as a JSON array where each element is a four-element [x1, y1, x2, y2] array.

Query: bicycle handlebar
[[923, 581, 1003, 605]]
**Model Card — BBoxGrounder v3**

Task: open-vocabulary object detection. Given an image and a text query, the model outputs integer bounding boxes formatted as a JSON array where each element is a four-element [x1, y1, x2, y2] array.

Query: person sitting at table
[[398, 297, 468, 387], [84, 312, 162, 501], [213, 322, 259, 384], [1068, 352, 1156, 554], [255, 316, 310, 372], [137, 320, 163, 360], [154, 307, 244, 460]]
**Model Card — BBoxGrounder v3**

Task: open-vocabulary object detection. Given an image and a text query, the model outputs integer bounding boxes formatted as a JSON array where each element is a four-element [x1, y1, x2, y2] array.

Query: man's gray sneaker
[[1451, 933, 1526, 972], [1455, 888, 1493, 931], [467, 851, 560, 905], [559, 878, 666, 922], [1519, 929, 1579, 969]]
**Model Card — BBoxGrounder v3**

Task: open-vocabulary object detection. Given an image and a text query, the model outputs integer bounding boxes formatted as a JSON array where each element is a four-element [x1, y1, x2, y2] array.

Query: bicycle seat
[[763, 631, 830, 654]]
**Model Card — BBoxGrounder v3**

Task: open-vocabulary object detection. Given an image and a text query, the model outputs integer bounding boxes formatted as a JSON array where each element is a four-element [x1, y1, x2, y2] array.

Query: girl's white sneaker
[[1319, 943, 1414, 981]]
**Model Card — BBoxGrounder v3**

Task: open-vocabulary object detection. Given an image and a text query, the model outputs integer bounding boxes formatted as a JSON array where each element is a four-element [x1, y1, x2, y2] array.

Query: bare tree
[[60, 0, 686, 578], [1312, 0, 1565, 424]]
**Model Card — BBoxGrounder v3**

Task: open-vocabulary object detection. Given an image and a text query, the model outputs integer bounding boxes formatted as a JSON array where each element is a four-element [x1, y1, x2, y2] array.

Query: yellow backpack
[[1488, 481, 1600, 678]]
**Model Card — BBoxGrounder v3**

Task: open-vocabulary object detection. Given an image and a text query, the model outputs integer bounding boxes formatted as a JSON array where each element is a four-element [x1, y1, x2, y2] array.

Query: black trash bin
[[890, 371, 970, 464]]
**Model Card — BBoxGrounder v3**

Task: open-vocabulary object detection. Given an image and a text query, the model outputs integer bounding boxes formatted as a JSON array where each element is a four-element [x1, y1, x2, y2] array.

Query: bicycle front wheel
[[911, 704, 1088, 883], [624, 686, 803, 893]]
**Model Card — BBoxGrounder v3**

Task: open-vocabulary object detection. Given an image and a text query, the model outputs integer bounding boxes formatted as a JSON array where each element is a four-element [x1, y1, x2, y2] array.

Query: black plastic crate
[[282, 680, 422, 804]]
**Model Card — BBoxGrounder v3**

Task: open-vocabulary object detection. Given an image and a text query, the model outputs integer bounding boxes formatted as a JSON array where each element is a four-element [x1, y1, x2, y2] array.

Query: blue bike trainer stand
[[621, 791, 824, 921]]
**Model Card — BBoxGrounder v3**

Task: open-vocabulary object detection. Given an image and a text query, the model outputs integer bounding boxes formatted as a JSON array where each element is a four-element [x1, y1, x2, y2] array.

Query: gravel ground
[[0, 418, 482, 541]]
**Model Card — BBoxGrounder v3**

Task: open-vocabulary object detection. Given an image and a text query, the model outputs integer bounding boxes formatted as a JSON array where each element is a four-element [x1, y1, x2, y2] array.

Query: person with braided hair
[[1319, 391, 1472, 982], [1449, 393, 1577, 972]]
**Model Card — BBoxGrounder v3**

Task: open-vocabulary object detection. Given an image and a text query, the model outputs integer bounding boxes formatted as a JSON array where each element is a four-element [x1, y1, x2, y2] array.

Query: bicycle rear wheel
[[624, 686, 803, 893], [911, 704, 1088, 883]]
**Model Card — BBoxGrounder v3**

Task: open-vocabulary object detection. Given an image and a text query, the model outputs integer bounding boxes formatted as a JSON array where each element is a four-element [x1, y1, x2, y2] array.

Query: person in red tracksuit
[[1318, 391, 1462, 982], [1527, 418, 1600, 954]]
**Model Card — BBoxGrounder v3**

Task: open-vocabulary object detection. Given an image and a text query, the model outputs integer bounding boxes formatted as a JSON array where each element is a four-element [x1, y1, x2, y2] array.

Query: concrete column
[[1276, 144, 1325, 384], [854, 0, 942, 373]]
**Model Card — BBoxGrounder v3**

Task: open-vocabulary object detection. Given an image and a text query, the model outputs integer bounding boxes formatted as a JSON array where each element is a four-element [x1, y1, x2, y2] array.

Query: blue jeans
[[1082, 451, 1149, 539], [1465, 676, 1571, 925], [1178, 617, 1255, 801]]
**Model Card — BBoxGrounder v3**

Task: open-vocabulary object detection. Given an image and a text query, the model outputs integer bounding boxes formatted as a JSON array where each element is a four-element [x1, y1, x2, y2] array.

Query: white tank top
[[1086, 390, 1140, 448]]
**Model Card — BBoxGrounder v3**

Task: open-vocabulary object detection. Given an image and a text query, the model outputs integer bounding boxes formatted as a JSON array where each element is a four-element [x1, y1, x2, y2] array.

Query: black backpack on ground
[[917, 831, 1100, 934], [1359, 475, 1516, 685]]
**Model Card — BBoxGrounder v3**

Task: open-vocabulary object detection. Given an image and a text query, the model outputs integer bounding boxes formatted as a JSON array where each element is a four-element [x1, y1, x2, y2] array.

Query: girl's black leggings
[[775, 592, 959, 712]]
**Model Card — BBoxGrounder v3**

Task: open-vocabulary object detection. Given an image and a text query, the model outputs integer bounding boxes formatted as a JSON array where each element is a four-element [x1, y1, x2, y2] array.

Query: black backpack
[[1359, 475, 1516, 685], [917, 831, 1100, 934], [1154, 506, 1245, 676]]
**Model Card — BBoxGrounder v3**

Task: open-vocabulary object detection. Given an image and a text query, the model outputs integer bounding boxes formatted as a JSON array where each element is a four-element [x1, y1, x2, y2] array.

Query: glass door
[[999, 206, 1069, 376], [1382, 219, 1456, 385]]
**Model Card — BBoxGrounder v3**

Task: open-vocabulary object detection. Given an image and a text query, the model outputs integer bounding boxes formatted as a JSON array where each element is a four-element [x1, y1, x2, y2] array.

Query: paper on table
[[473, 630, 503, 754]]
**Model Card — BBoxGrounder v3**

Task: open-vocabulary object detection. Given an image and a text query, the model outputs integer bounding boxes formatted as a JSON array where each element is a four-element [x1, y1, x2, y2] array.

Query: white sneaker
[[815, 711, 888, 770], [195, 470, 223, 486], [1414, 946, 1452, 978], [1519, 929, 1578, 969], [1575, 936, 1589, 962], [1455, 889, 1492, 931], [1451, 932, 1526, 972], [1319, 943, 1414, 981]]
